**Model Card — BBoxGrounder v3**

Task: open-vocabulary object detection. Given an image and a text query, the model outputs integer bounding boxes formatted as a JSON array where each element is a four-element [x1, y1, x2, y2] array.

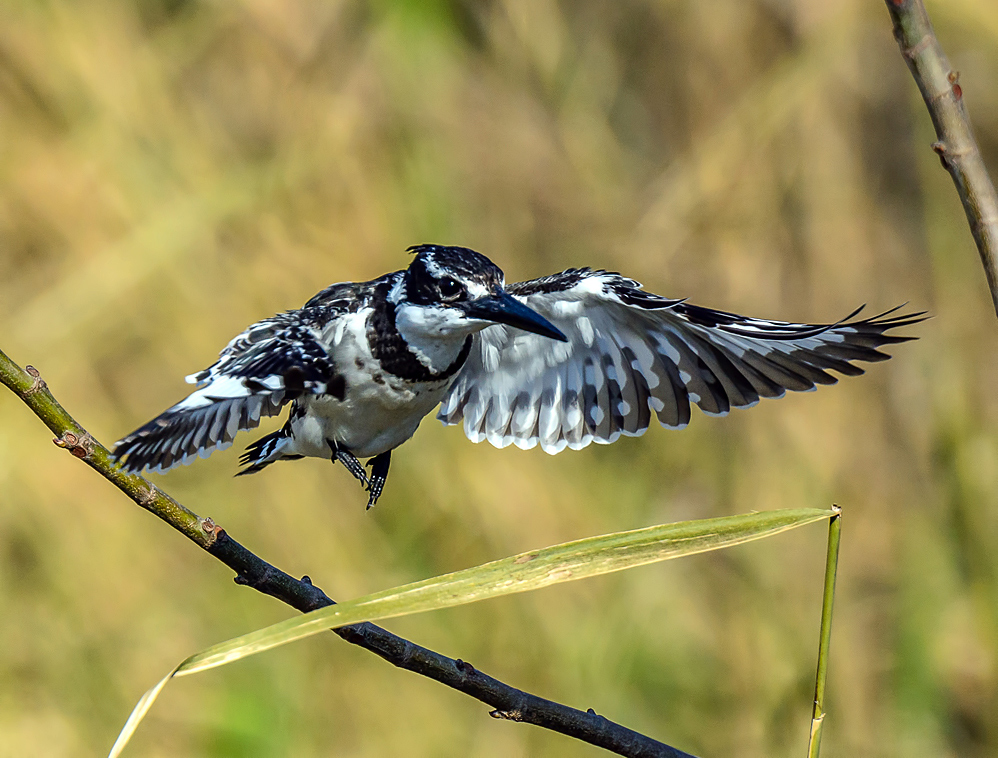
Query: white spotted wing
[[438, 269, 923, 454]]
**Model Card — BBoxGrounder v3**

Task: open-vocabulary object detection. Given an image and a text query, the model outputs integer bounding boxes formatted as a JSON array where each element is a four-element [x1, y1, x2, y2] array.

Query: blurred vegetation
[[0, 0, 996, 756]]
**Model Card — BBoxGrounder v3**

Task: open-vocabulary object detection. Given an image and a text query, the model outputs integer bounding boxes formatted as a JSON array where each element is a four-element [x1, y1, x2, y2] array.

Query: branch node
[[902, 33, 933, 60], [199, 517, 223, 546], [455, 658, 476, 675], [928, 86, 953, 105], [233, 566, 272, 589], [931, 141, 952, 169], [490, 709, 524, 721], [137, 486, 158, 508], [53, 430, 95, 459], [23, 365, 47, 396], [301, 575, 312, 585]]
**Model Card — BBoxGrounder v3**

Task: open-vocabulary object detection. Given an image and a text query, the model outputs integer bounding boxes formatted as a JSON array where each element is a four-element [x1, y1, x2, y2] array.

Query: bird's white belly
[[295, 381, 450, 458], [286, 316, 457, 459]]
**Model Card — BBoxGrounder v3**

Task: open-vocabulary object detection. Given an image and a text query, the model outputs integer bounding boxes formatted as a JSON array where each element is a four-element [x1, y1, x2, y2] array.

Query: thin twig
[[0, 348, 695, 758], [885, 0, 998, 318], [806, 505, 841, 758]]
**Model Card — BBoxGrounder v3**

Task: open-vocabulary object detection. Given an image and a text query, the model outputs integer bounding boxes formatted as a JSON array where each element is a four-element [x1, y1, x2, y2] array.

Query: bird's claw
[[365, 451, 392, 510], [330, 440, 369, 487]]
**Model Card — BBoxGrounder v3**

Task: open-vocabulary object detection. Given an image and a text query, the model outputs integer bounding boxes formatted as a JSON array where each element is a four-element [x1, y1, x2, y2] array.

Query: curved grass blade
[[110, 507, 834, 756]]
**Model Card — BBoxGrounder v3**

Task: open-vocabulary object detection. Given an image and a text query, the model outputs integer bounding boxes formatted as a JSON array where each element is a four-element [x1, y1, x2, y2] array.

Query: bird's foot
[[365, 450, 391, 510], [329, 439, 369, 487]]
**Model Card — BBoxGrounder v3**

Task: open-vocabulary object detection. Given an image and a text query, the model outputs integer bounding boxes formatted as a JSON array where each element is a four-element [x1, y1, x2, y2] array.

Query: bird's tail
[[236, 426, 297, 476]]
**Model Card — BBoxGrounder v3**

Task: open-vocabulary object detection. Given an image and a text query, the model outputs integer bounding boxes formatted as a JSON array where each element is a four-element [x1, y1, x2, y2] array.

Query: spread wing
[[437, 269, 924, 454], [113, 306, 346, 474]]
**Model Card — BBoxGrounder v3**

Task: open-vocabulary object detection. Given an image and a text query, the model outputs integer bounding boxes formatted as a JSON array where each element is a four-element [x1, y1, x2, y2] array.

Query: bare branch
[[885, 0, 998, 318], [0, 348, 695, 758]]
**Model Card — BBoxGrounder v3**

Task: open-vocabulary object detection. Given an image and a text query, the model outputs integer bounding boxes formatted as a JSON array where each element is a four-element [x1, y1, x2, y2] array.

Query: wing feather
[[439, 271, 924, 454], [114, 307, 343, 473]]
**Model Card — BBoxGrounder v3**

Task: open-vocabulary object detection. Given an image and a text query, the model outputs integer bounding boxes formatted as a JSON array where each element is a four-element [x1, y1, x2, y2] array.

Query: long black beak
[[464, 292, 568, 342]]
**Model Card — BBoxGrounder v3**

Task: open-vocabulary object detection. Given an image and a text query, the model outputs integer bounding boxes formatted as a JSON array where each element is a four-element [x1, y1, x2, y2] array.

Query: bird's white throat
[[394, 303, 477, 373]]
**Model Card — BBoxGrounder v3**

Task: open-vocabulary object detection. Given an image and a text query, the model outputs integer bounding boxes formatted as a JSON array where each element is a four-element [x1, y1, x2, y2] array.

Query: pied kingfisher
[[113, 244, 923, 508]]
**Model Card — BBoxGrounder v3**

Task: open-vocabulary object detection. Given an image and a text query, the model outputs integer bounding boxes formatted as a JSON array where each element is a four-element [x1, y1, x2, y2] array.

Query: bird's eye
[[438, 277, 464, 301]]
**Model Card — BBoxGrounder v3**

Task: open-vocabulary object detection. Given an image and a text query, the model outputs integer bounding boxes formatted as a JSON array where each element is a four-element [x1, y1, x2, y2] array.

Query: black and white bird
[[113, 244, 923, 508]]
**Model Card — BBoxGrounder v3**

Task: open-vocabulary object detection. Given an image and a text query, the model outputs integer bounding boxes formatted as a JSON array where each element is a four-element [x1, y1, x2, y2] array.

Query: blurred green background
[[1, 1, 997, 756]]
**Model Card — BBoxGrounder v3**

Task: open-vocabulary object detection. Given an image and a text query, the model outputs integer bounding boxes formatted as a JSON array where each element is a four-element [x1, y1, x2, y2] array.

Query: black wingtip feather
[[112, 394, 285, 474]]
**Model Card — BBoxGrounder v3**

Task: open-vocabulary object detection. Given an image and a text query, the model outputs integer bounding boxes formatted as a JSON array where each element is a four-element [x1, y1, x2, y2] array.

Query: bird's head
[[393, 245, 567, 342]]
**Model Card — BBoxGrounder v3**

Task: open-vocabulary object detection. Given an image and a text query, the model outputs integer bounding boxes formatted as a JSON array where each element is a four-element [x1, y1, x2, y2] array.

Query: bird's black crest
[[404, 244, 505, 306]]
